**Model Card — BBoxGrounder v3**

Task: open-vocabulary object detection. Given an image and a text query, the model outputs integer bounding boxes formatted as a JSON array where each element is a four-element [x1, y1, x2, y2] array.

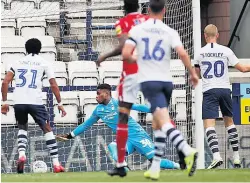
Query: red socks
[[116, 123, 128, 164]]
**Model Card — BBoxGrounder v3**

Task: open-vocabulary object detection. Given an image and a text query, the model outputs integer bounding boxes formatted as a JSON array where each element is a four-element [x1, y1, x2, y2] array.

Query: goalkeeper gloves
[[56, 133, 73, 141]]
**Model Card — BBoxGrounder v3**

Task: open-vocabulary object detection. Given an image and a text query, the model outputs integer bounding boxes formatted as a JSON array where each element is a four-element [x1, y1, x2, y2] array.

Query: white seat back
[[68, 61, 99, 86], [1, 19, 16, 36], [99, 61, 122, 85], [79, 91, 98, 120], [1, 36, 26, 53], [53, 91, 79, 124], [18, 17, 46, 37], [42, 61, 68, 86], [10, 1, 35, 17]]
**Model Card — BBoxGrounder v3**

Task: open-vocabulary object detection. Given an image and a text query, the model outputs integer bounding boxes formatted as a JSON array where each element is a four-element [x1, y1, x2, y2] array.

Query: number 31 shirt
[[9, 54, 55, 105], [126, 18, 183, 83], [193, 43, 239, 92]]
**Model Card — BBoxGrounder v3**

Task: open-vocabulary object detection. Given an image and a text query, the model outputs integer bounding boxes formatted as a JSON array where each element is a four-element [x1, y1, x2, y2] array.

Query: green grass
[[2, 169, 250, 182]]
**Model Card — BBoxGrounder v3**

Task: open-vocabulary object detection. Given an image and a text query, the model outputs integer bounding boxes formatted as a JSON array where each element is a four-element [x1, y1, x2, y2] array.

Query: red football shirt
[[115, 12, 149, 75]]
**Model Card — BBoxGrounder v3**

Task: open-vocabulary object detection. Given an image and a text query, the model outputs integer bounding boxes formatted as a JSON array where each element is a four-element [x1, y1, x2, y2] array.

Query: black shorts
[[202, 88, 233, 119], [14, 104, 49, 127], [141, 81, 173, 113]]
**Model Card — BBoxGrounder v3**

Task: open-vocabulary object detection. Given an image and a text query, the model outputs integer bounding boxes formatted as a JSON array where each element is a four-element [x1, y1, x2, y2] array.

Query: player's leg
[[29, 105, 64, 173], [14, 104, 29, 174], [108, 74, 137, 177], [160, 84, 197, 176], [203, 89, 223, 169], [219, 89, 241, 168], [108, 141, 133, 171], [141, 81, 197, 179], [130, 135, 179, 169]]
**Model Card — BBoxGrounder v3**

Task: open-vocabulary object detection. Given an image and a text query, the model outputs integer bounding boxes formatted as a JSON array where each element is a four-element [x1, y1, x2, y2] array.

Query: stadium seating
[[10, 0, 36, 16], [68, 61, 99, 86], [99, 61, 122, 86], [17, 17, 46, 37], [42, 61, 68, 87], [1, 19, 16, 36], [54, 91, 79, 124], [1, 36, 26, 69], [39, 0, 60, 20], [79, 91, 98, 120]]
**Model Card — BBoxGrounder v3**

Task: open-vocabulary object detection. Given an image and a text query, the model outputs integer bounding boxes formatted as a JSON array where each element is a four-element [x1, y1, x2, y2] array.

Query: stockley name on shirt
[[201, 53, 224, 58]]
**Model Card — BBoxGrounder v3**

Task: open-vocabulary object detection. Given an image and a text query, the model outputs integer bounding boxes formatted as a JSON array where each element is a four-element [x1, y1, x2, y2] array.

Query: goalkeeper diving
[[56, 84, 180, 170]]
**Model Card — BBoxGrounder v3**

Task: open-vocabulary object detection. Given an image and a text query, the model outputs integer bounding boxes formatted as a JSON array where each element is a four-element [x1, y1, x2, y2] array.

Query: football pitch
[[1, 169, 250, 182]]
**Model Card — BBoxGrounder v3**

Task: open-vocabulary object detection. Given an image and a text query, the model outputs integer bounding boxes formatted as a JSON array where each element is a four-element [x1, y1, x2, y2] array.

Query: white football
[[32, 161, 48, 173]]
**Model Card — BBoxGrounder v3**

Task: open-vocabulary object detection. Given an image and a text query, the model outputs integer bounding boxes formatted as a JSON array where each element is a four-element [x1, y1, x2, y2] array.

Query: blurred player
[[193, 24, 250, 169], [96, 0, 150, 176], [1, 38, 66, 173], [122, 0, 199, 179], [56, 84, 180, 177]]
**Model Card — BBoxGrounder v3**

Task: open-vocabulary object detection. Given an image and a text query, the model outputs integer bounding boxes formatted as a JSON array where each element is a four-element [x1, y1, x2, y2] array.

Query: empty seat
[[1, 36, 26, 69], [24, 36, 56, 62], [1, 19, 16, 36], [68, 61, 99, 86], [79, 91, 98, 120], [42, 61, 68, 87], [54, 91, 79, 124], [17, 17, 46, 37], [10, 1, 35, 16], [1, 93, 15, 125], [39, 1, 60, 20], [99, 61, 122, 86]]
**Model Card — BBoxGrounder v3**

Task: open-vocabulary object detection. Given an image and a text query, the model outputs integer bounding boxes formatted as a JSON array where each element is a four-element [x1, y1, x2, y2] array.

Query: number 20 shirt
[[193, 43, 239, 92], [9, 54, 55, 105]]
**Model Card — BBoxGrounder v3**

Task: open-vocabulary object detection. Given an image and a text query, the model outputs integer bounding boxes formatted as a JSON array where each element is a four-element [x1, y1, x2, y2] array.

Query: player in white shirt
[[1, 38, 66, 173], [122, 0, 199, 180], [193, 24, 250, 169]]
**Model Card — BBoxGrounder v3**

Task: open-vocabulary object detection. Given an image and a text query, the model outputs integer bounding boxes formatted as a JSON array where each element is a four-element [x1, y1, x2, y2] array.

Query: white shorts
[[117, 73, 139, 104]]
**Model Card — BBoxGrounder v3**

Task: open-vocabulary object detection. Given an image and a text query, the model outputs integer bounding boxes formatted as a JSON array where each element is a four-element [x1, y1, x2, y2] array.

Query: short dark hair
[[97, 83, 112, 93], [25, 38, 42, 54], [149, 0, 165, 13], [124, 0, 139, 14]]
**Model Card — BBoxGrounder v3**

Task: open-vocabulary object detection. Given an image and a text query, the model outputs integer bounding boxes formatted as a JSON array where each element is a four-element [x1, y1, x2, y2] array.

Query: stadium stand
[[99, 61, 122, 86], [1, 93, 15, 125], [42, 61, 68, 87], [1, 19, 16, 36], [54, 91, 79, 124], [1, 36, 26, 70], [17, 17, 46, 37], [79, 91, 98, 120], [68, 61, 99, 86]]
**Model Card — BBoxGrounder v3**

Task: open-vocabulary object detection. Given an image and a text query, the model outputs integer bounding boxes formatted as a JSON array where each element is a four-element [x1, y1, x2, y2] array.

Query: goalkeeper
[[56, 84, 180, 171]]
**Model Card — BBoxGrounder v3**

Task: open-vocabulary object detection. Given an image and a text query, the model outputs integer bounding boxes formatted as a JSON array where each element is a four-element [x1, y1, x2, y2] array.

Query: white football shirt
[[192, 43, 239, 92], [9, 54, 55, 105], [126, 18, 183, 83]]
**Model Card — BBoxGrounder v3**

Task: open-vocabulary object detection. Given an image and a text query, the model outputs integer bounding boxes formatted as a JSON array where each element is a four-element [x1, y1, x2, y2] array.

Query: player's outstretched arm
[[131, 104, 150, 113], [234, 63, 250, 73], [56, 111, 99, 141], [96, 34, 128, 66], [1, 71, 14, 114]]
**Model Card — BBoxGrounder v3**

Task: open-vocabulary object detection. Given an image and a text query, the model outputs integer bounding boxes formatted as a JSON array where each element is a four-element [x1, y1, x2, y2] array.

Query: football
[[32, 161, 48, 173]]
